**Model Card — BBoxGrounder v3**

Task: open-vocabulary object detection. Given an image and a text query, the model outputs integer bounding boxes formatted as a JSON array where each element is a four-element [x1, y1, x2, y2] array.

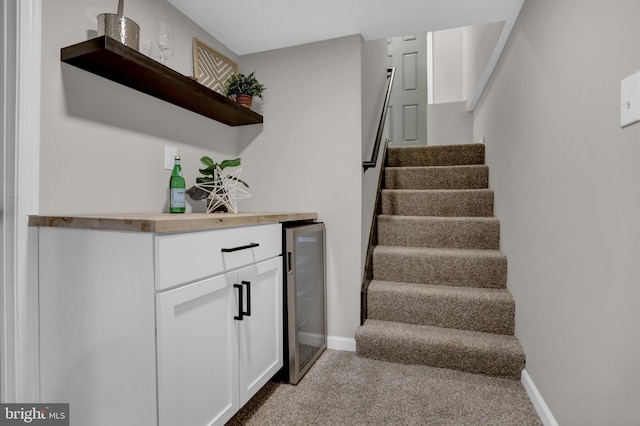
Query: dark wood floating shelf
[[60, 36, 263, 126]]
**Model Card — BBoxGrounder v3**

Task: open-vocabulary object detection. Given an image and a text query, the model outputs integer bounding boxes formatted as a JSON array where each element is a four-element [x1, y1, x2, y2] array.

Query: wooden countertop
[[28, 212, 318, 234]]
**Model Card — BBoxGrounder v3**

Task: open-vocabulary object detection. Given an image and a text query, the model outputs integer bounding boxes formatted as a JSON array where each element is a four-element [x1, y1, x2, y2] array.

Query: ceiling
[[166, 0, 525, 55]]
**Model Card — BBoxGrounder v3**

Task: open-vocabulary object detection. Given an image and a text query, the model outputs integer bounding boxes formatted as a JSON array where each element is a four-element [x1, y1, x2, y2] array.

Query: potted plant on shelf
[[186, 155, 251, 213], [224, 71, 265, 108]]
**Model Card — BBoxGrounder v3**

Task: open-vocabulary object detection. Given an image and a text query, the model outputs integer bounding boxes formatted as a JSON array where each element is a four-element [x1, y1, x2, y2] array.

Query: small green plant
[[186, 156, 249, 202], [224, 72, 266, 99]]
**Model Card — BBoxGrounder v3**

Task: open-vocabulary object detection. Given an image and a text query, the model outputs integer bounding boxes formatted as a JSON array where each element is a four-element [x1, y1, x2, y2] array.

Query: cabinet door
[[234, 257, 284, 405], [156, 274, 238, 426]]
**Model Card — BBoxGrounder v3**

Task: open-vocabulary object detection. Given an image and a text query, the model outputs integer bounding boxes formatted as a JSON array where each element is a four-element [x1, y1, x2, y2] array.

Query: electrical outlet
[[164, 146, 177, 170]]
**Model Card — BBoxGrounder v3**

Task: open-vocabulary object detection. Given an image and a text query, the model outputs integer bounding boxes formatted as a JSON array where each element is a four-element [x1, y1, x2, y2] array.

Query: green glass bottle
[[169, 155, 186, 213]]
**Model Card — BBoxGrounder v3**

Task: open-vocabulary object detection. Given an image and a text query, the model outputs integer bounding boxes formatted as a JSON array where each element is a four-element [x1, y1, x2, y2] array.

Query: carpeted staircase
[[355, 143, 525, 379]]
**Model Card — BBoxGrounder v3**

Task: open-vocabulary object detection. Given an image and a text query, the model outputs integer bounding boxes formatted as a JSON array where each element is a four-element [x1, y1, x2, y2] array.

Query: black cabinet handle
[[221, 242, 260, 253], [242, 281, 251, 317], [234, 284, 244, 321]]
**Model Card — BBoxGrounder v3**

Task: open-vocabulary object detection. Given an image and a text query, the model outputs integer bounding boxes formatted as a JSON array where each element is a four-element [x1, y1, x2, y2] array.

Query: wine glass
[[153, 16, 174, 63]]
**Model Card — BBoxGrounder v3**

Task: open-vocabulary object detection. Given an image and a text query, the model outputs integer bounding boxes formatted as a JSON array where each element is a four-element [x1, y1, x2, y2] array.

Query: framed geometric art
[[192, 38, 238, 95]]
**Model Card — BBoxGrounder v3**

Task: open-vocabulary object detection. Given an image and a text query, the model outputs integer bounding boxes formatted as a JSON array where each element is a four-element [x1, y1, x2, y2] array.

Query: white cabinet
[[38, 223, 283, 426], [156, 274, 238, 426], [234, 258, 283, 406], [155, 224, 283, 290], [39, 229, 158, 426], [155, 257, 282, 426]]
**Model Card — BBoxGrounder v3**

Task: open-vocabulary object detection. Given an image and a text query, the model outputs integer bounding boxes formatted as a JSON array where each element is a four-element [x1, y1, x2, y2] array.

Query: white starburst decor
[[193, 166, 251, 213]]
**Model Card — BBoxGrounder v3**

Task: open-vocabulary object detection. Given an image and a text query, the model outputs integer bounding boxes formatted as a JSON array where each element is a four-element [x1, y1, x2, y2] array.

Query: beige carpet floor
[[226, 349, 542, 426]]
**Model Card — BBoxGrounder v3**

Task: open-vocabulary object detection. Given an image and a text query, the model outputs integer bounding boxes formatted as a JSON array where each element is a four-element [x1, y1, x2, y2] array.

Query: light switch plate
[[164, 146, 177, 170], [621, 71, 640, 128]]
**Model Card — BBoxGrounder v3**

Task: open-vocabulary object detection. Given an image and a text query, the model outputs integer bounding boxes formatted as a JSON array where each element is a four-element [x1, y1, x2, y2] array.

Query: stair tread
[[388, 143, 481, 150], [385, 164, 488, 170], [382, 188, 493, 193], [359, 319, 522, 347], [374, 245, 505, 258], [377, 215, 501, 249], [367, 281, 515, 334], [369, 280, 513, 299], [377, 215, 499, 223], [384, 165, 489, 190], [388, 143, 481, 149], [373, 246, 507, 288], [381, 189, 495, 217], [355, 319, 525, 378], [387, 144, 485, 167]]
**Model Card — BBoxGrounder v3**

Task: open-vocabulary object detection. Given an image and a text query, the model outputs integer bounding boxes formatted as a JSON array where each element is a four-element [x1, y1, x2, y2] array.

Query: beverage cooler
[[279, 222, 327, 384]]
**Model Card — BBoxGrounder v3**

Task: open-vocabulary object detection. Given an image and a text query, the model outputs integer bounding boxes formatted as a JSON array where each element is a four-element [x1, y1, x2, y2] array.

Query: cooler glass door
[[285, 223, 326, 384]]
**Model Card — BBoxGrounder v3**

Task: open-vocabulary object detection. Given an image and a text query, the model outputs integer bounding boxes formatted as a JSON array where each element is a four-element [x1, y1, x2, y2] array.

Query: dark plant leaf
[[219, 158, 241, 169], [199, 166, 216, 175], [227, 176, 250, 189], [236, 177, 249, 188], [200, 156, 214, 167]]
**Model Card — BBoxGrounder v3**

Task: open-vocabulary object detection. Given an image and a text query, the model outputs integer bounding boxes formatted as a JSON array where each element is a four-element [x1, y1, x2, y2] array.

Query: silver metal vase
[[97, 0, 140, 51]]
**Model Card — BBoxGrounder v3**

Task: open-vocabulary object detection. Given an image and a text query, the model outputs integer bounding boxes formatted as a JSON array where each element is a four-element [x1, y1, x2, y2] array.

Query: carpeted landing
[[225, 349, 542, 426]]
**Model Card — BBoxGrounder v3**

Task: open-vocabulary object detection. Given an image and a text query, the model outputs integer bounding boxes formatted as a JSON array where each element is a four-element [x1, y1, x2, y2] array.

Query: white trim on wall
[[1, 0, 41, 402], [0, 0, 13, 402], [327, 335, 356, 352], [521, 369, 559, 426], [427, 32, 434, 105]]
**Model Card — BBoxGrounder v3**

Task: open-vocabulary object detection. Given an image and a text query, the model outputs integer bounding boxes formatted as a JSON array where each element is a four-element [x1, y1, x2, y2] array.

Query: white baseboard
[[327, 335, 355, 352], [521, 369, 558, 426]]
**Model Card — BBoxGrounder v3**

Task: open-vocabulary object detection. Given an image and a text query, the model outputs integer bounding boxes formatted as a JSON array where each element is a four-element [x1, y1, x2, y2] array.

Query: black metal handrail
[[363, 67, 395, 172], [360, 139, 389, 325]]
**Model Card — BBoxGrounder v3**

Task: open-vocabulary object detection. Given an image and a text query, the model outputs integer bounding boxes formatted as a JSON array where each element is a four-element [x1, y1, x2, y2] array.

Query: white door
[[156, 274, 239, 426], [387, 34, 428, 146], [234, 257, 283, 406]]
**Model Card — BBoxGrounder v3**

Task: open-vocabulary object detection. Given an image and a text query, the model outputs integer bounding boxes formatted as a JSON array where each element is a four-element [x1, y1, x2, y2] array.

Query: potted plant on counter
[[224, 71, 265, 109], [186, 155, 251, 213]]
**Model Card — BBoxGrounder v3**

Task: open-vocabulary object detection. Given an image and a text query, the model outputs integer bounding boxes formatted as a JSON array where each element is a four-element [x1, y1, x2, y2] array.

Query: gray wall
[[432, 28, 463, 104], [237, 35, 379, 340], [41, 0, 389, 342], [462, 21, 504, 104], [473, 0, 640, 424], [40, 0, 241, 214], [427, 101, 472, 145]]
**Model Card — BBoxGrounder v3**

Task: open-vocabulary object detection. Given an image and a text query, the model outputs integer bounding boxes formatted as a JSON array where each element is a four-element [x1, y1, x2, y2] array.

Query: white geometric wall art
[[192, 38, 238, 94]]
